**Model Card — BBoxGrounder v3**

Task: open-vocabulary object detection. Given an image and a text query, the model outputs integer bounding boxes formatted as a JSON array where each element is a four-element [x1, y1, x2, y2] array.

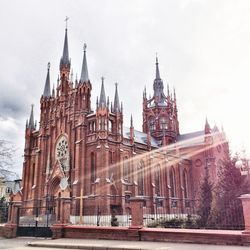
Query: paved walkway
[[27, 238, 250, 250]]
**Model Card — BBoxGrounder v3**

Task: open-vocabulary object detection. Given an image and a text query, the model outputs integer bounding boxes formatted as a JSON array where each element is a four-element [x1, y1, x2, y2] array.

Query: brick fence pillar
[[129, 196, 145, 229], [62, 198, 71, 224], [4, 203, 21, 238], [239, 194, 250, 234]]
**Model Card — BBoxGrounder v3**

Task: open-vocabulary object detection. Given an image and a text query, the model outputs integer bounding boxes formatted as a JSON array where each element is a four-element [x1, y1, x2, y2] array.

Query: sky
[[1, 0, 250, 176]]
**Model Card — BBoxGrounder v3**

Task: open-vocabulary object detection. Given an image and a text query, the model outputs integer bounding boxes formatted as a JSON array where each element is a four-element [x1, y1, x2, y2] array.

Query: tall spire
[[130, 114, 133, 128], [43, 62, 51, 97], [156, 55, 161, 79], [99, 77, 106, 108], [28, 104, 35, 130], [60, 17, 71, 70], [205, 117, 211, 134], [153, 55, 165, 104], [113, 83, 120, 112], [80, 43, 89, 83]]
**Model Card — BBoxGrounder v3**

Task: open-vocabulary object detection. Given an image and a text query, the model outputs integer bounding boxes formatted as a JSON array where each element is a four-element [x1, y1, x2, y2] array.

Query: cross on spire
[[65, 16, 69, 29]]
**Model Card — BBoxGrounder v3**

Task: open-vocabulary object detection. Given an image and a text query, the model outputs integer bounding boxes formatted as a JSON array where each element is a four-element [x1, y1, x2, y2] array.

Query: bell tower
[[142, 57, 179, 145]]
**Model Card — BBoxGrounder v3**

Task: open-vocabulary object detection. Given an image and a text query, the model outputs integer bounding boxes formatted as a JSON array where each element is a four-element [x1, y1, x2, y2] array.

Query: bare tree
[[0, 140, 16, 170]]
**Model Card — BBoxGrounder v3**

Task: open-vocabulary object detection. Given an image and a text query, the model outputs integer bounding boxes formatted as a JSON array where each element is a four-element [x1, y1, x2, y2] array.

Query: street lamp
[[235, 159, 250, 193]]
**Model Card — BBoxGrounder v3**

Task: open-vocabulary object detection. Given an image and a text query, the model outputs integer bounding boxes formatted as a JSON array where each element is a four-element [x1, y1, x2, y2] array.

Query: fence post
[[239, 194, 250, 233], [129, 196, 145, 229]]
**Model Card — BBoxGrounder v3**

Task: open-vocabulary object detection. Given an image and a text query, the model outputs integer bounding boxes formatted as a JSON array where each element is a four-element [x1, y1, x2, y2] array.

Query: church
[[19, 25, 229, 226]]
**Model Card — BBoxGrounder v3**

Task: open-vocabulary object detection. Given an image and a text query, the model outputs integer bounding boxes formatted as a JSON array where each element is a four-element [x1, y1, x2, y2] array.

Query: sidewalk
[[28, 238, 171, 250], [26, 238, 249, 250]]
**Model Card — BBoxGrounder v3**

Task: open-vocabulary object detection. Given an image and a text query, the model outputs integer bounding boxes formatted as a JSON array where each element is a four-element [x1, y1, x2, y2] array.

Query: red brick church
[[17, 25, 229, 226]]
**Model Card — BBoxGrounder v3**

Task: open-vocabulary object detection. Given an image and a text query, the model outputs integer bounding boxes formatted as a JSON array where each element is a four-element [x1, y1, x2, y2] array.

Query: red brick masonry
[[51, 225, 250, 246]]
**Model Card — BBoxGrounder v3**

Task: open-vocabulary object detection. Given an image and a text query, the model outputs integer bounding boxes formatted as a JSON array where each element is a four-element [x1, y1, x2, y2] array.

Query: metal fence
[[70, 204, 131, 227], [144, 197, 244, 230]]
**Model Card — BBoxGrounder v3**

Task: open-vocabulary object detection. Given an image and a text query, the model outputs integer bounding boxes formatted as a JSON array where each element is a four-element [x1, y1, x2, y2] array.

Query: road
[[0, 237, 249, 250]]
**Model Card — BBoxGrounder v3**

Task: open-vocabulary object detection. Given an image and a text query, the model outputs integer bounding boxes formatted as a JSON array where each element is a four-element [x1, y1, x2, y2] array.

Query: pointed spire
[[28, 104, 35, 130], [113, 83, 120, 113], [173, 87, 176, 101], [205, 117, 211, 134], [130, 114, 133, 128], [156, 55, 161, 79], [43, 62, 51, 97], [99, 77, 106, 108], [96, 96, 99, 109], [107, 96, 110, 109], [52, 84, 55, 97], [80, 43, 89, 83], [153, 55, 165, 105], [60, 17, 71, 70]]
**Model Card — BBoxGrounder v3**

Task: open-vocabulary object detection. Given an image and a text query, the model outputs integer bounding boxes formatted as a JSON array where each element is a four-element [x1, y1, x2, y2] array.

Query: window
[[149, 118, 155, 131], [160, 117, 167, 129], [123, 156, 129, 181], [137, 160, 145, 196], [170, 167, 176, 197], [155, 165, 161, 196], [182, 169, 188, 199], [90, 152, 96, 183]]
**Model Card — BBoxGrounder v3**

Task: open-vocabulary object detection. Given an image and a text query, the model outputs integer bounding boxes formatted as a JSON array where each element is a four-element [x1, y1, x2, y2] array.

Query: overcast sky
[[1, 0, 250, 176]]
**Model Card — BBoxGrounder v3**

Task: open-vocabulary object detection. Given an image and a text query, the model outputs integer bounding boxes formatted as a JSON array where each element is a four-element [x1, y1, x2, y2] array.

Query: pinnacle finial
[[113, 82, 120, 113], [60, 22, 70, 70], [155, 55, 160, 79], [65, 16, 69, 29], [130, 114, 133, 128], [80, 42, 89, 83], [99, 77, 106, 108], [28, 104, 35, 130], [43, 62, 51, 97]]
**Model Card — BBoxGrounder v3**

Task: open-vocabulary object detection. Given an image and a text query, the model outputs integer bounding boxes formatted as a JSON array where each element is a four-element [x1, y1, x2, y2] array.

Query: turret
[[142, 56, 179, 145]]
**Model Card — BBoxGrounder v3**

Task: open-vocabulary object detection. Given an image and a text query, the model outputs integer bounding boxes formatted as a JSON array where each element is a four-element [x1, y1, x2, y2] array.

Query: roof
[[123, 127, 159, 147], [177, 130, 205, 147]]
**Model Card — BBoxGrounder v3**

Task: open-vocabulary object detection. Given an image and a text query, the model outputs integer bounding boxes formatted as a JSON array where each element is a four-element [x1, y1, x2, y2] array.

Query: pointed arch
[[182, 169, 188, 199], [90, 152, 96, 183], [137, 160, 145, 196], [154, 165, 161, 196], [170, 167, 176, 198]]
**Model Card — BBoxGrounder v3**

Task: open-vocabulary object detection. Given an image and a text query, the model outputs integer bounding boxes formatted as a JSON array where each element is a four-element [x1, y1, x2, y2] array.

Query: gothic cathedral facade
[[20, 26, 229, 225]]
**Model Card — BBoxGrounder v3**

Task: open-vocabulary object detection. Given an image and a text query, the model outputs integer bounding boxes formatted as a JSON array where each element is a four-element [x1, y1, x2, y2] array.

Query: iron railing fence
[[70, 205, 131, 227], [144, 197, 245, 230]]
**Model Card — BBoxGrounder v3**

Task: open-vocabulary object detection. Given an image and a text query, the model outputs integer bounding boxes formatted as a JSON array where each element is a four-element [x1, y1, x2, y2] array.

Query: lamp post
[[235, 159, 250, 193]]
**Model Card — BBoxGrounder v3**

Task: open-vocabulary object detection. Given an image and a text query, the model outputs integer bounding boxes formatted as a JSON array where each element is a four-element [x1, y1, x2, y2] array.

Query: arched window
[[91, 152, 96, 183], [160, 117, 167, 129], [123, 156, 129, 181], [182, 169, 188, 199], [149, 118, 155, 132], [108, 120, 113, 132], [137, 160, 145, 196], [155, 165, 161, 196], [170, 167, 176, 197]]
